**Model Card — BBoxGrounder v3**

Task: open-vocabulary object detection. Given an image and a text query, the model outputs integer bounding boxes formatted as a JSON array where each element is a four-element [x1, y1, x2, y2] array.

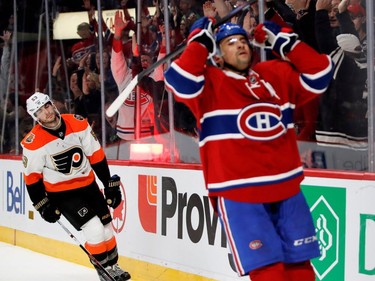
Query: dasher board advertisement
[[1, 158, 374, 280]]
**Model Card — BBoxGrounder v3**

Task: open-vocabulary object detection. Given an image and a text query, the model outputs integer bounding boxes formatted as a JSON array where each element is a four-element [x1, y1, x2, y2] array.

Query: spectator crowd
[[0, 0, 369, 168]]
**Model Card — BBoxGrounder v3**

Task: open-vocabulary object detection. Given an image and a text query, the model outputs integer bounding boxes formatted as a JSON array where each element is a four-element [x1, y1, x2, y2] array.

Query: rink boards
[[1, 157, 375, 281]]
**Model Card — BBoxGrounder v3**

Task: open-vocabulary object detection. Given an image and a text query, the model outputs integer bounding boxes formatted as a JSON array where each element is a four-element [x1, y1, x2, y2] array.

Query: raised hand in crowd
[[119, 0, 128, 7], [78, 51, 92, 73], [316, 0, 332, 12], [211, 0, 231, 19], [242, 11, 257, 40], [113, 10, 129, 40], [203, 1, 217, 19], [338, 0, 350, 13], [52, 56, 62, 77], [82, 0, 92, 10], [0, 30, 12, 46], [285, 0, 311, 16]]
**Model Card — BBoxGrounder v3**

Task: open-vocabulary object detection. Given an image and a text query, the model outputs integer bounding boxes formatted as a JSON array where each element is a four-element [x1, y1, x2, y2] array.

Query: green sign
[[359, 214, 375, 275], [302, 185, 346, 281]]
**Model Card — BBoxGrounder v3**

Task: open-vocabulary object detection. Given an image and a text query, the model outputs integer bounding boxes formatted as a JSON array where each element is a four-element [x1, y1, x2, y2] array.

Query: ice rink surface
[[0, 241, 100, 281]]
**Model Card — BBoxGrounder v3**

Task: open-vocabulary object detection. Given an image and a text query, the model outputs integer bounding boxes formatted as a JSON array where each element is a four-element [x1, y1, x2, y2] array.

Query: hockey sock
[[249, 262, 287, 281], [284, 261, 316, 281], [85, 241, 109, 268], [105, 236, 119, 266]]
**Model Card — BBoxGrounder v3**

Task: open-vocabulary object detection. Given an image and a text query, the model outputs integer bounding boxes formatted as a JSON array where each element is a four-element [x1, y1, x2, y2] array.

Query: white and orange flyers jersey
[[21, 114, 106, 192]]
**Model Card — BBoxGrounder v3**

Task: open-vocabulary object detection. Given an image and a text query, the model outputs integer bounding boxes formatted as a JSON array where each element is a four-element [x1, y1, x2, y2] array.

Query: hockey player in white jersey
[[21, 92, 130, 281]]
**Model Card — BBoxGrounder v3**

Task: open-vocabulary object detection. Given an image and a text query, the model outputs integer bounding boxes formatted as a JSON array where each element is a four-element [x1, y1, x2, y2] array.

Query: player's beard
[[39, 111, 61, 130], [223, 53, 251, 75]]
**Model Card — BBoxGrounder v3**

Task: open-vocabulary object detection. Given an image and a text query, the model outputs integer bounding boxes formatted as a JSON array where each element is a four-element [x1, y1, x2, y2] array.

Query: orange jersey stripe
[[88, 147, 106, 164], [24, 172, 43, 185], [44, 170, 96, 192]]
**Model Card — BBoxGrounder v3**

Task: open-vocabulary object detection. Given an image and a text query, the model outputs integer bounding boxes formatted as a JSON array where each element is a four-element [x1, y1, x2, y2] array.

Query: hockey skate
[[111, 264, 131, 280], [96, 264, 131, 281]]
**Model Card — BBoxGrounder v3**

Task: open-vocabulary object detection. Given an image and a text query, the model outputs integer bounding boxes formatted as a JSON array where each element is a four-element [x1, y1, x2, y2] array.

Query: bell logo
[[138, 175, 157, 233]]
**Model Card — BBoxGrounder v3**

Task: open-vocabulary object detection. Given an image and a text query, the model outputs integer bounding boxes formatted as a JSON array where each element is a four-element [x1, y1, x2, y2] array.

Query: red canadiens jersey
[[164, 41, 333, 203], [21, 114, 106, 192], [71, 35, 96, 64]]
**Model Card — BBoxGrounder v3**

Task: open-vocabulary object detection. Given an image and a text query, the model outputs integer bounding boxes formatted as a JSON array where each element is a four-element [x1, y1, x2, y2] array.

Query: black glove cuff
[[108, 175, 121, 188], [34, 197, 49, 211], [192, 34, 214, 54]]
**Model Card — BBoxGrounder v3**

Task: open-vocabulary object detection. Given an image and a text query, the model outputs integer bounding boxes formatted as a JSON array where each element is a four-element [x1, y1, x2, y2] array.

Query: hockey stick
[[106, 0, 256, 117], [57, 220, 116, 281]]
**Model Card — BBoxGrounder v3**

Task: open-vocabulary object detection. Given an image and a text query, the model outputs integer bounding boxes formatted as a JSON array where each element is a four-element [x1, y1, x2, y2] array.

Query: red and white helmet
[[26, 92, 53, 121]]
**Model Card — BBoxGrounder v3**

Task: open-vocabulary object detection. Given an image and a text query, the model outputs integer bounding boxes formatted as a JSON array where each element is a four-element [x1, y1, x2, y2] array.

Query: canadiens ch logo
[[249, 240, 263, 250], [237, 103, 286, 140], [124, 91, 150, 106]]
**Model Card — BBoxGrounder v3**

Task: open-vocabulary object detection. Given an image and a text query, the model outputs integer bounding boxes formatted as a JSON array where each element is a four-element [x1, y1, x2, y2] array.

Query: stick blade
[[106, 75, 139, 117]]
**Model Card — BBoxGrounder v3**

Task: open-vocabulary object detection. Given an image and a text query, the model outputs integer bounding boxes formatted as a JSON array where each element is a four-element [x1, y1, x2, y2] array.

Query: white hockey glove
[[336, 33, 362, 54]]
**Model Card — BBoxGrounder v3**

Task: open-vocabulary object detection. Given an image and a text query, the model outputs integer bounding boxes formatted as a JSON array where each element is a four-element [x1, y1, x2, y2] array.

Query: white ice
[[0, 241, 100, 281]]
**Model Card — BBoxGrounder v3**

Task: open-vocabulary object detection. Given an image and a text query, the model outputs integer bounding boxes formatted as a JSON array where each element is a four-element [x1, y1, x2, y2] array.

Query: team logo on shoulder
[[237, 103, 286, 140], [25, 133, 35, 143], [22, 155, 28, 168], [73, 114, 84, 121]]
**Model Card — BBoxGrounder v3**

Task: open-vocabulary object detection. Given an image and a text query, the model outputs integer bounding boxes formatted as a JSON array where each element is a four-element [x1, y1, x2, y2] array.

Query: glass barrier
[[0, 0, 372, 170]]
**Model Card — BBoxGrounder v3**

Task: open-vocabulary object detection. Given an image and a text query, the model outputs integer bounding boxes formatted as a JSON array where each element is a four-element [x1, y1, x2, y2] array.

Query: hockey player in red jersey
[[21, 92, 130, 281], [164, 18, 334, 281]]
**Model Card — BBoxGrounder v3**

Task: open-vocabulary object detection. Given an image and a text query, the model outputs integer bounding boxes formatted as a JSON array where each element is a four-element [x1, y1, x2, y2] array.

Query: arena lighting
[[53, 8, 155, 40], [130, 143, 163, 161]]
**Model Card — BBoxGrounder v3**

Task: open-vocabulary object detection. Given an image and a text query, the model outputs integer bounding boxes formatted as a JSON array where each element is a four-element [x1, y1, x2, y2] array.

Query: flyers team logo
[[111, 181, 127, 233], [51, 146, 84, 174], [138, 175, 157, 233]]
